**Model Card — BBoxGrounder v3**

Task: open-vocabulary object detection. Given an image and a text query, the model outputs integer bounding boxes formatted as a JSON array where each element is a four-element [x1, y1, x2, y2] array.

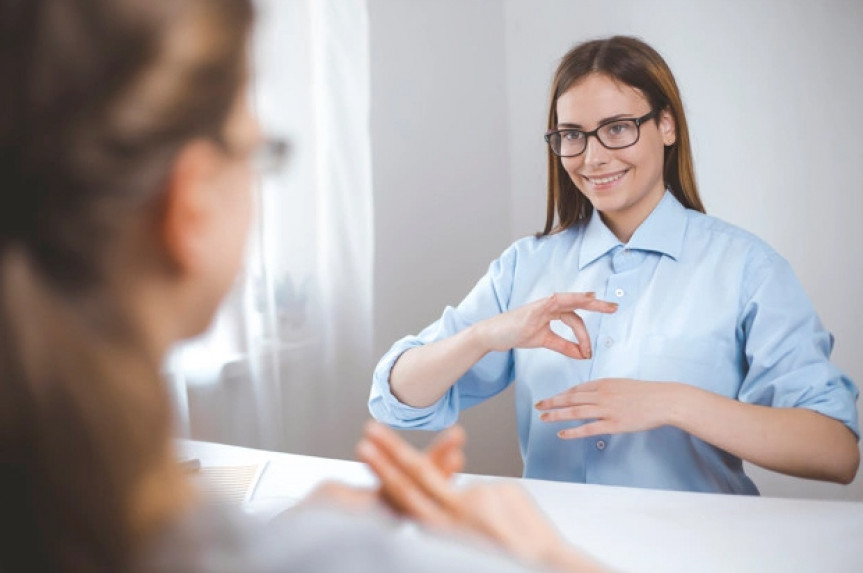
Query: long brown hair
[[0, 0, 252, 570], [541, 35, 704, 236]]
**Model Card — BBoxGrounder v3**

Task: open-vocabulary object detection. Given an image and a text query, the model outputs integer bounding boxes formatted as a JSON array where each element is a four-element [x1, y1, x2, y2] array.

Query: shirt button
[[596, 440, 606, 451], [614, 288, 625, 298], [603, 337, 614, 348]]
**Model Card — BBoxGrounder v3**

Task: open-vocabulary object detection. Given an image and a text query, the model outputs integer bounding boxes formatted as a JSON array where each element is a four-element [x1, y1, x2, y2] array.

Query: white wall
[[369, 0, 522, 474], [369, 0, 863, 500]]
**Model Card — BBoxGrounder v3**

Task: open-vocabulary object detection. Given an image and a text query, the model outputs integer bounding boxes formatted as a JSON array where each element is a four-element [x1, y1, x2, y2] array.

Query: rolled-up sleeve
[[737, 250, 859, 438], [368, 245, 520, 430]]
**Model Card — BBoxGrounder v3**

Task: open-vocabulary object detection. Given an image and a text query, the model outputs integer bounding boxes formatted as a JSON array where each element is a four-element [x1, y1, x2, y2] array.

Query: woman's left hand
[[534, 378, 680, 439]]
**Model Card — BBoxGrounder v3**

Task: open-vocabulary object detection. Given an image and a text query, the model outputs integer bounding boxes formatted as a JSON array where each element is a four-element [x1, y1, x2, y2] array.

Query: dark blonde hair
[[0, 0, 252, 569], [541, 35, 704, 236]]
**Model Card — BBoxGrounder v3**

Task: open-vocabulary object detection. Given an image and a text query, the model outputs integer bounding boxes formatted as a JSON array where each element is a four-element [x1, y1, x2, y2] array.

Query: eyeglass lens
[[548, 119, 641, 157], [254, 138, 291, 174]]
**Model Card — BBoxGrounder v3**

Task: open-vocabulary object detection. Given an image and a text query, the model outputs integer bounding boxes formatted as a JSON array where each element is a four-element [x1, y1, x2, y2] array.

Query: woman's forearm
[[389, 293, 615, 409], [668, 384, 860, 483], [389, 324, 492, 408]]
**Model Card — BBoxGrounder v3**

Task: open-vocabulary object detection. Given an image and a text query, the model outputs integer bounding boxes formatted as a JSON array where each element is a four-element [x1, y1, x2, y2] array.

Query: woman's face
[[555, 73, 675, 235], [203, 90, 259, 311]]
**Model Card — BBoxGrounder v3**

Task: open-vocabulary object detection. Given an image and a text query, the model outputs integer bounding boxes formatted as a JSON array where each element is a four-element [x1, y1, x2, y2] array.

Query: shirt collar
[[578, 190, 687, 270]]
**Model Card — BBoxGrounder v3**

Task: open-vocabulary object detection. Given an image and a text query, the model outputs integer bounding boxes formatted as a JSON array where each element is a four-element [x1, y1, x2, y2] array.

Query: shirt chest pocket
[[639, 334, 740, 398]]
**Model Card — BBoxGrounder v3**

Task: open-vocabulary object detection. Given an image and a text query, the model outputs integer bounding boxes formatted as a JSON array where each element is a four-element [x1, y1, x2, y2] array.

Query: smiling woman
[[369, 35, 860, 495]]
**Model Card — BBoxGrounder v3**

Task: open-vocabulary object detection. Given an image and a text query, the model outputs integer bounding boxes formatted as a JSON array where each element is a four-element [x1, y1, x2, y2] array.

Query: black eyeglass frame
[[544, 109, 659, 158], [251, 137, 291, 175], [212, 134, 292, 175]]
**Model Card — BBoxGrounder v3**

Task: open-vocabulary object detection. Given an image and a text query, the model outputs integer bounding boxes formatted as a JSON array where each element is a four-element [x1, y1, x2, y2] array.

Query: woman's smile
[[581, 169, 629, 190]]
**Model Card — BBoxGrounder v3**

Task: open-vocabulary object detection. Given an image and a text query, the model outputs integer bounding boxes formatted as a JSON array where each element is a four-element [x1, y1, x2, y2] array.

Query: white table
[[178, 440, 863, 573]]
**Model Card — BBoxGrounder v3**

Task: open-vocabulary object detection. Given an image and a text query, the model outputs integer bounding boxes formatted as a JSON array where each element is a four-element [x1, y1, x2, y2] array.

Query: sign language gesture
[[388, 292, 616, 408], [357, 422, 608, 573], [478, 292, 617, 359], [535, 378, 675, 438]]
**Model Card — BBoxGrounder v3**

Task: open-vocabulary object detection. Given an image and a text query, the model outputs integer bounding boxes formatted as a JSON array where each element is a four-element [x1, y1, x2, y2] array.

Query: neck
[[600, 186, 666, 243], [107, 251, 202, 369]]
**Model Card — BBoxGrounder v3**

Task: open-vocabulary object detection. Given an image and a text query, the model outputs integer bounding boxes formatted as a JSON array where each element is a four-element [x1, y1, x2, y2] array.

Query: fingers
[[557, 311, 592, 359], [542, 331, 588, 360], [557, 421, 612, 439], [357, 422, 462, 518], [538, 404, 602, 422], [301, 481, 378, 511], [544, 292, 618, 315], [540, 293, 615, 359], [426, 424, 466, 477], [534, 386, 597, 410], [357, 436, 452, 527]]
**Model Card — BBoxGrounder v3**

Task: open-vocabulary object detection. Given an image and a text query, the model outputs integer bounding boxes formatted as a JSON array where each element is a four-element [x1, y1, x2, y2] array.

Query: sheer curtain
[[165, 0, 373, 458]]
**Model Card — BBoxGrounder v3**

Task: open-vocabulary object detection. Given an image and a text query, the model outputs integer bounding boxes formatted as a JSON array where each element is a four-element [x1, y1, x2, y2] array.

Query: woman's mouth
[[582, 170, 628, 186]]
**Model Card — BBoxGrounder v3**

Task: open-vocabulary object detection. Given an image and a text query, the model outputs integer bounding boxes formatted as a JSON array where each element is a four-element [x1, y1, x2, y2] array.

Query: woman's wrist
[[663, 382, 699, 431], [464, 320, 496, 356]]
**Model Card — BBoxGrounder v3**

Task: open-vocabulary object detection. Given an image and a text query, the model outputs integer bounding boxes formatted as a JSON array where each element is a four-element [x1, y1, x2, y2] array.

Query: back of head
[[541, 35, 703, 235], [0, 0, 251, 569]]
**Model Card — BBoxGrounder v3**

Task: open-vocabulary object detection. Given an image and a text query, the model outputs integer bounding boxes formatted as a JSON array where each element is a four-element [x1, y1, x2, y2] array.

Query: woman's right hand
[[475, 292, 617, 360], [357, 421, 608, 573]]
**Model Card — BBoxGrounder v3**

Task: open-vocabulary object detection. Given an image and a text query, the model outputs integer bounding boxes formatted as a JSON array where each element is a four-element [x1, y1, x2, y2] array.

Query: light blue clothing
[[369, 191, 859, 494]]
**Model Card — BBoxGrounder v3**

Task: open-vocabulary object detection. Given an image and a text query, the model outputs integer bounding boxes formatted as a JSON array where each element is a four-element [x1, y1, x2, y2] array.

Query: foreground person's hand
[[356, 421, 609, 573], [301, 420, 467, 512]]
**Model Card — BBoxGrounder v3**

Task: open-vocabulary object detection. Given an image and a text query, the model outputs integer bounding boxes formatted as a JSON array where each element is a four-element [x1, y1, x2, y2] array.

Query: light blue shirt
[[369, 191, 859, 494]]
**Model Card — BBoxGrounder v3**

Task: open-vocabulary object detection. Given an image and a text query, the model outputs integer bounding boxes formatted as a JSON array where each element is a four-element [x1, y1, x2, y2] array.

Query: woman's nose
[[582, 134, 610, 167]]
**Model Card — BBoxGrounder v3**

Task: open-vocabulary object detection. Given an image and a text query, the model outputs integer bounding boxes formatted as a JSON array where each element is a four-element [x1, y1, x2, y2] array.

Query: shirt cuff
[[369, 339, 457, 428]]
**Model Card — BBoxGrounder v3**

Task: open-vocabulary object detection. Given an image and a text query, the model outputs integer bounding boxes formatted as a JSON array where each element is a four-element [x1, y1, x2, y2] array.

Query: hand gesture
[[357, 421, 606, 572], [478, 293, 617, 359], [302, 422, 467, 511], [535, 378, 678, 438]]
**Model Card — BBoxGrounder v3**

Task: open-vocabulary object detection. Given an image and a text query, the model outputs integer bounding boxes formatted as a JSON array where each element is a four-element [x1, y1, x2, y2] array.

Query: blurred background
[[167, 0, 863, 501]]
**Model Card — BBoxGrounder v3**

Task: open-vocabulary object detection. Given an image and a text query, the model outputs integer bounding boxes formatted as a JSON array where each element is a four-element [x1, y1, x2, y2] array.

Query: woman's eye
[[603, 122, 633, 138], [562, 131, 584, 141]]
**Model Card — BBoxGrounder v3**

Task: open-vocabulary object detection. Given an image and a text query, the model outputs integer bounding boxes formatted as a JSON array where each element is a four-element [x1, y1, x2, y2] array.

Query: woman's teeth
[[588, 171, 626, 184]]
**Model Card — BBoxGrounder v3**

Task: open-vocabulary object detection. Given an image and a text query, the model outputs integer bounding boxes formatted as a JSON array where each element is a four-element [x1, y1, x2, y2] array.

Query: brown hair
[[0, 0, 252, 570], [540, 35, 704, 236]]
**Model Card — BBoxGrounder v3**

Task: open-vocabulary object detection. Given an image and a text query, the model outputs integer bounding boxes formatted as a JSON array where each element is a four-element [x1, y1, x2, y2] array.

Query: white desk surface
[[179, 440, 863, 573]]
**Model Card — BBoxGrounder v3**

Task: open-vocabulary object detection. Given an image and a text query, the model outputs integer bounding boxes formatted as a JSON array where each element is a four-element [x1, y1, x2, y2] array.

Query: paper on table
[[192, 460, 269, 505]]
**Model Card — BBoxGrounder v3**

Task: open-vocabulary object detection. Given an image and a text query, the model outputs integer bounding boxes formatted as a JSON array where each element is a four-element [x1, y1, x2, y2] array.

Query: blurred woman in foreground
[[0, 0, 603, 571]]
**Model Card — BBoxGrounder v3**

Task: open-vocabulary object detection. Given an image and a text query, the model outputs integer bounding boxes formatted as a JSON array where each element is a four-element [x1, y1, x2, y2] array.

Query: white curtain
[[165, 0, 374, 459]]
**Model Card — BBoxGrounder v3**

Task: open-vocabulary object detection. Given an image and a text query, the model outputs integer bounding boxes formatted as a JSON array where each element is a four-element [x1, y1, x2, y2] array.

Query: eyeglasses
[[251, 137, 291, 175], [544, 109, 658, 158], [215, 135, 292, 175]]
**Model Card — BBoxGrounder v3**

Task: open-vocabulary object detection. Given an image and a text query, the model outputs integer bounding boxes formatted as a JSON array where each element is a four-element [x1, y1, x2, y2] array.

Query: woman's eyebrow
[[557, 113, 636, 129]]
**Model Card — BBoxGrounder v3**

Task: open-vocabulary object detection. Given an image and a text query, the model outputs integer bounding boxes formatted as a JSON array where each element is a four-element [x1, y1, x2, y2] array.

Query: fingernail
[[534, 401, 544, 409], [585, 349, 592, 359], [539, 413, 549, 421], [586, 292, 596, 298], [557, 430, 566, 438]]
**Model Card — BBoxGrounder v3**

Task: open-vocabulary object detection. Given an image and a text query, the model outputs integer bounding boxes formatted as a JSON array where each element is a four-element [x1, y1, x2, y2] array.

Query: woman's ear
[[160, 140, 220, 275], [659, 109, 677, 146]]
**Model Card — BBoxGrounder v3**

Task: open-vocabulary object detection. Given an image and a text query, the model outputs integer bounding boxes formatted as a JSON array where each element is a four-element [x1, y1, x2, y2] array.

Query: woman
[[0, 0, 604, 571], [370, 36, 859, 494]]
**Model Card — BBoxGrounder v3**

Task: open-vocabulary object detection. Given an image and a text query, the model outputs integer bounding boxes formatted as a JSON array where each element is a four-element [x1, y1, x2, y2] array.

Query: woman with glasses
[[370, 35, 859, 494], [0, 0, 609, 571]]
